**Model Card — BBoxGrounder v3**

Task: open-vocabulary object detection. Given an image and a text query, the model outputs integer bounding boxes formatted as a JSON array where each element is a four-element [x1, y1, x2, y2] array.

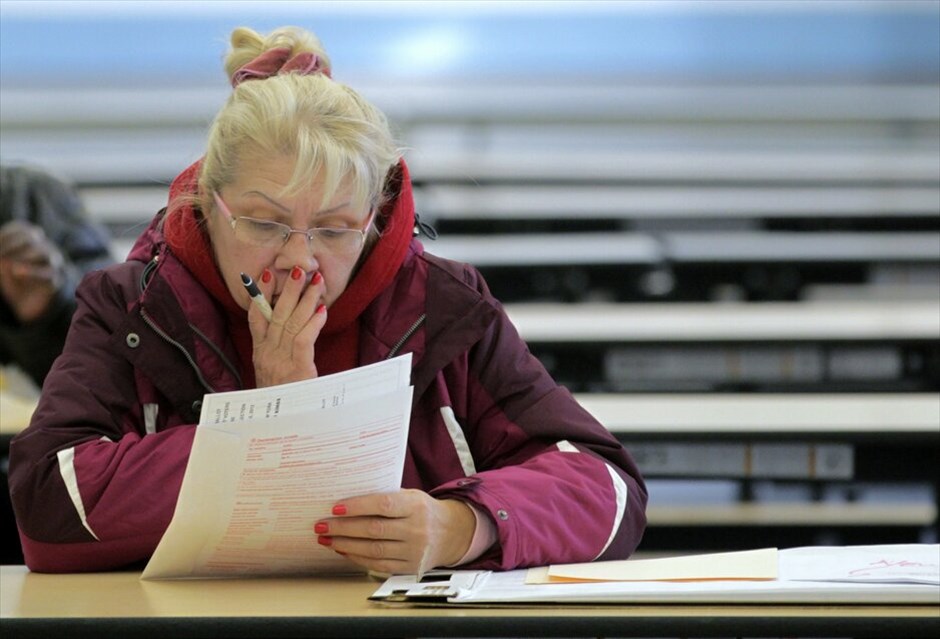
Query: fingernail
[[316, 303, 327, 315], [317, 536, 332, 546], [312, 271, 322, 285], [314, 522, 329, 534], [261, 269, 272, 284], [332, 504, 347, 516], [291, 266, 303, 281]]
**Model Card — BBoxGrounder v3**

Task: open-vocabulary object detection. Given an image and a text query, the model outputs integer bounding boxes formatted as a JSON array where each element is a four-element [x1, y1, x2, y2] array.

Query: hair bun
[[230, 48, 330, 87], [225, 26, 332, 85]]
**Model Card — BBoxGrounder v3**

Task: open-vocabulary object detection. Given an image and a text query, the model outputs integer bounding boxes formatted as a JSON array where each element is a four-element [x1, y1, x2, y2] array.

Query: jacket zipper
[[139, 253, 241, 389], [189, 323, 243, 388], [386, 314, 426, 360], [139, 307, 217, 394]]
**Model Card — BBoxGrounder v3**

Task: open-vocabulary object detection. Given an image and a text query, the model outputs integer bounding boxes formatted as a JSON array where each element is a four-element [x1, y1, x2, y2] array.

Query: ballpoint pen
[[240, 272, 273, 321]]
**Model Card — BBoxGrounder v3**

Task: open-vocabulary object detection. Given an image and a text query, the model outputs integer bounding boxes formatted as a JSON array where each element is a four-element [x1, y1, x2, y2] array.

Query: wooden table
[[2, 566, 937, 638]]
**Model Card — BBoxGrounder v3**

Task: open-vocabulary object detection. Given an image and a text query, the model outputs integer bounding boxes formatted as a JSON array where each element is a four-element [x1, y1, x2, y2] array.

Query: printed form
[[142, 354, 413, 580]]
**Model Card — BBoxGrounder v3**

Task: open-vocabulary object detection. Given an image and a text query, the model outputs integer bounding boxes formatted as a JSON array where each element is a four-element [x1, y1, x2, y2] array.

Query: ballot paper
[[779, 544, 940, 586], [142, 354, 413, 580], [371, 544, 940, 605]]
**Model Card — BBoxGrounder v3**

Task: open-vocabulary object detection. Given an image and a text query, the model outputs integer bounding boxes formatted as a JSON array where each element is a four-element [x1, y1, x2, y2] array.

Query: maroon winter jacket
[[9, 182, 647, 574]]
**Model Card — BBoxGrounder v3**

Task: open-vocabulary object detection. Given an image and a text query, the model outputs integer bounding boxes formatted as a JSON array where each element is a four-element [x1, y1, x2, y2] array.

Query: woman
[[9, 26, 647, 574]]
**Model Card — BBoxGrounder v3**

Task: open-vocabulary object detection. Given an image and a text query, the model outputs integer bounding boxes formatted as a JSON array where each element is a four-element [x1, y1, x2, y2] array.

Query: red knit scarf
[[163, 160, 413, 387]]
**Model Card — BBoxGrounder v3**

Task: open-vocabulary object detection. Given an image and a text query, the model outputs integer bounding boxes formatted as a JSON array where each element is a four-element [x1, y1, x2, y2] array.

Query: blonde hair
[[195, 26, 400, 220]]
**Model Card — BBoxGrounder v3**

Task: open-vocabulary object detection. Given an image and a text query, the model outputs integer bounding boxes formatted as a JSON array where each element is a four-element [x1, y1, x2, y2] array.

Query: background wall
[[3, 0, 939, 85]]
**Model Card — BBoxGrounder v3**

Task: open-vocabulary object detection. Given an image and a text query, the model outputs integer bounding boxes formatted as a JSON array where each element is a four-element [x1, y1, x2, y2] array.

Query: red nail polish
[[314, 522, 329, 534], [316, 304, 327, 315], [291, 266, 303, 281], [312, 271, 322, 285], [332, 504, 347, 516], [261, 269, 272, 284], [317, 536, 332, 546]]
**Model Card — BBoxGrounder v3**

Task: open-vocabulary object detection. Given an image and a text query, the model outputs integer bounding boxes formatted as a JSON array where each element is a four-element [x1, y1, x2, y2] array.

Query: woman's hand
[[314, 489, 476, 575], [0, 221, 65, 324], [248, 266, 327, 387]]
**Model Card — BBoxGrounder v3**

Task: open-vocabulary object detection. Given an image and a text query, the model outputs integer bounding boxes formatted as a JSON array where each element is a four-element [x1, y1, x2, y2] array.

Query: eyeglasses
[[213, 191, 373, 256]]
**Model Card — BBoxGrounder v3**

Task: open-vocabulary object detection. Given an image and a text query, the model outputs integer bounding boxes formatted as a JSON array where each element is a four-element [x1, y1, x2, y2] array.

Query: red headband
[[231, 47, 331, 87]]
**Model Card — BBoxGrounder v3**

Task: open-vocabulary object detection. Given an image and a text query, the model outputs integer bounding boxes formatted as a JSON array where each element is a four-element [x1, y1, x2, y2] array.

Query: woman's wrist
[[437, 498, 477, 567]]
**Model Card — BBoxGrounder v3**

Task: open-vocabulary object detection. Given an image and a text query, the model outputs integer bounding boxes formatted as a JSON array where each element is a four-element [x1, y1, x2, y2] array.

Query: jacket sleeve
[[8, 267, 195, 573], [430, 271, 648, 570]]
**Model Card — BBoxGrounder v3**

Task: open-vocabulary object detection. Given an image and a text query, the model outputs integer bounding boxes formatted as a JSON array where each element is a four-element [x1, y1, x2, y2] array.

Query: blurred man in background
[[0, 164, 113, 388], [1, 164, 113, 565]]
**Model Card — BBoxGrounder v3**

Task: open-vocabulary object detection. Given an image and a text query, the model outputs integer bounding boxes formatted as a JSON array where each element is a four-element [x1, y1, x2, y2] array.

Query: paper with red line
[[142, 354, 412, 580]]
